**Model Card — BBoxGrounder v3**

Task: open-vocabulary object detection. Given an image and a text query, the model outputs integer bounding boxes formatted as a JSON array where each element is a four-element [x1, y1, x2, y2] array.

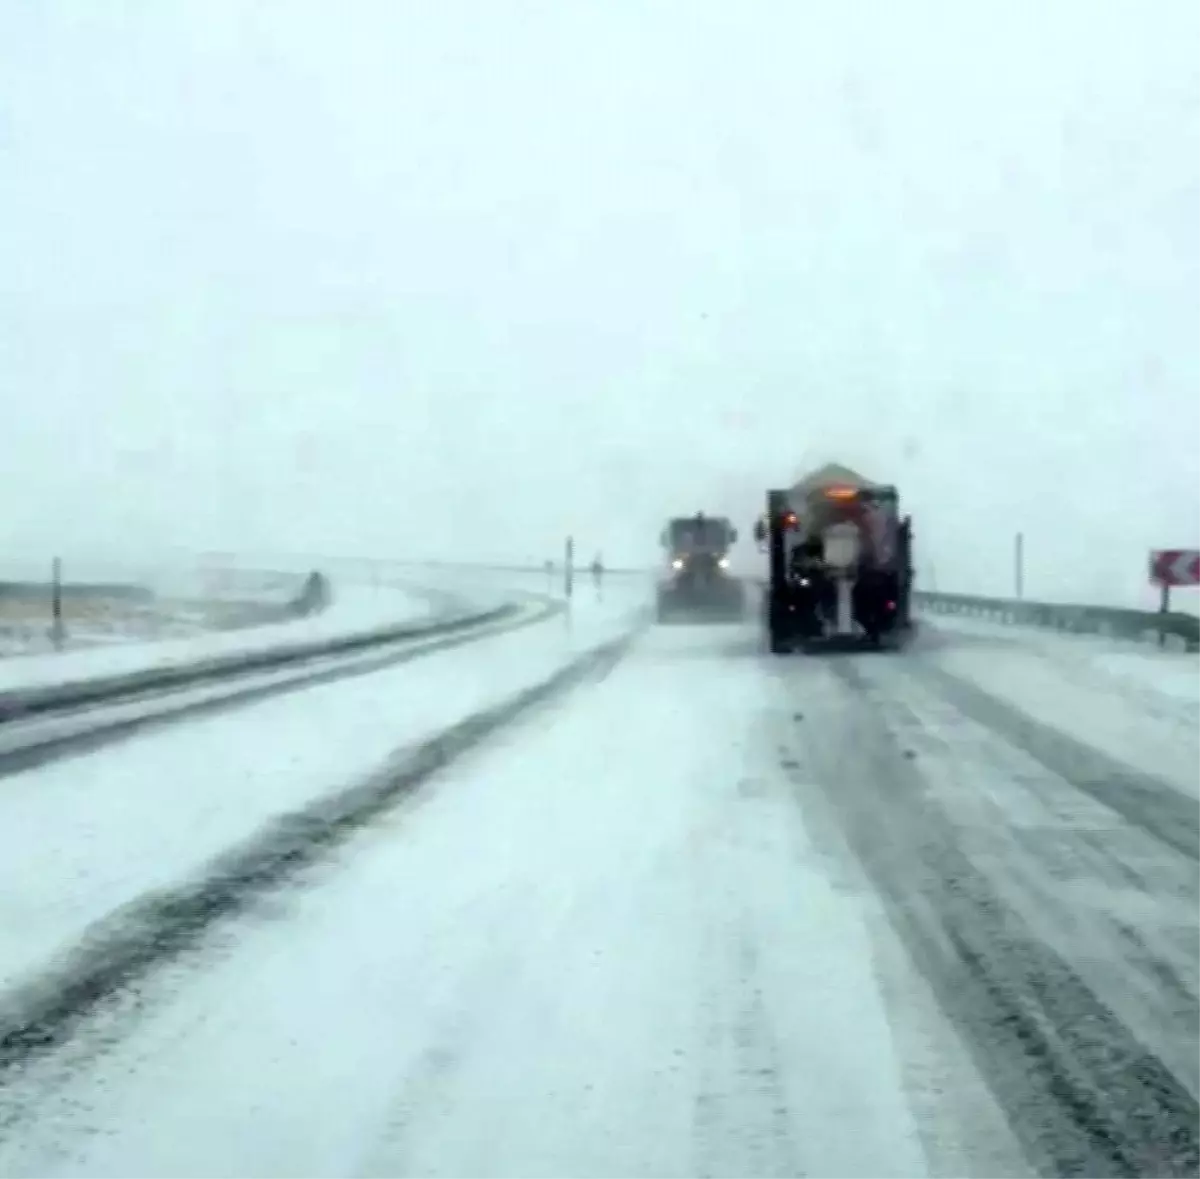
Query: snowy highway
[[0, 586, 1195, 1177]]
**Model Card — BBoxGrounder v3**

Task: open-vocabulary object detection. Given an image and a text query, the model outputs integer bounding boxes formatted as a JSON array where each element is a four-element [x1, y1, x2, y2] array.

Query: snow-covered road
[[0, 584, 645, 997], [0, 608, 1194, 1177]]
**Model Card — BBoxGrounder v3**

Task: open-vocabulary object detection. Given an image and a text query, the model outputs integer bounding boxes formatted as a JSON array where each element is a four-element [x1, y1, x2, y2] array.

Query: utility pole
[[1014, 531, 1025, 600], [564, 536, 574, 600]]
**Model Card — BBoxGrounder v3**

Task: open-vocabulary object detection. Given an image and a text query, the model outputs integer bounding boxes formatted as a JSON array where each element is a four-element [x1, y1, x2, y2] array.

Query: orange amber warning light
[[822, 485, 859, 501]]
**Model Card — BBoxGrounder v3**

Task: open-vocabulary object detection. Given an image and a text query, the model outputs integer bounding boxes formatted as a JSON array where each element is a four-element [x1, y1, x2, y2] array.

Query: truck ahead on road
[[656, 512, 745, 623], [753, 463, 913, 652]]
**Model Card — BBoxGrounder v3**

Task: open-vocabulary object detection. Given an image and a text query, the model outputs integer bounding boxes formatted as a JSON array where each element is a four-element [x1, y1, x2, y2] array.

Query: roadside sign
[[1149, 550, 1200, 587]]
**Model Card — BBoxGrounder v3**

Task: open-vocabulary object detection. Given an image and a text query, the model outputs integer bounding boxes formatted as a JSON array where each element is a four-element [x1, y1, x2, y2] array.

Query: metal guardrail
[[914, 591, 1200, 652]]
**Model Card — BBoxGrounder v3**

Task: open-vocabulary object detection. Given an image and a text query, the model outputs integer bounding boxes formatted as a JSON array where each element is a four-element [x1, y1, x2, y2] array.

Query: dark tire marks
[[793, 660, 1200, 1178], [0, 603, 555, 780], [0, 630, 638, 1085], [911, 662, 1199, 861]]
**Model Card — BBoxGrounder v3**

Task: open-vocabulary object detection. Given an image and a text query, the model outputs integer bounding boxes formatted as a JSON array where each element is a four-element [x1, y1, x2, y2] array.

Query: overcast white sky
[[1, 0, 1196, 606]]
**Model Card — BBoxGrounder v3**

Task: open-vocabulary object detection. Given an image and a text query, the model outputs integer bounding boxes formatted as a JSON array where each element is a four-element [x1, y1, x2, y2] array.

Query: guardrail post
[[50, 557, 65, 652]]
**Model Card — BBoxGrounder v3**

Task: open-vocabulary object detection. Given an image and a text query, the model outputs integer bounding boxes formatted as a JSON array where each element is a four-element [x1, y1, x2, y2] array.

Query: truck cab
[[656, 512, 745, 623]]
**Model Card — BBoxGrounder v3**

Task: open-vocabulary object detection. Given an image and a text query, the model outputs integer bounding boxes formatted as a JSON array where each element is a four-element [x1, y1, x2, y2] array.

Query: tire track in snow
[[691, 878, 800, 1179], [788, 657, 1199, 1178], [876, 656, 1200, 1105], [0, 600, 553, 780], [348, 864, 623, 1179], [768, 696, 1033, 1179], [0, 628, 641, 1092], [688, 725, 799, 1179], [353, 934, 517, 1179], [910, 661, 1199, 860]]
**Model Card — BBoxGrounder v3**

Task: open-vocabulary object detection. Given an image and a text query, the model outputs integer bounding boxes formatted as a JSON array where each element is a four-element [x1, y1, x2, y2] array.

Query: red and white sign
[[1149, 549, 1200, 587]]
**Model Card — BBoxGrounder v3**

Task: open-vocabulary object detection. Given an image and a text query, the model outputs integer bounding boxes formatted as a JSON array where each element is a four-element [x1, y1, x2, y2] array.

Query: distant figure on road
[[590, 555, 604, 589]]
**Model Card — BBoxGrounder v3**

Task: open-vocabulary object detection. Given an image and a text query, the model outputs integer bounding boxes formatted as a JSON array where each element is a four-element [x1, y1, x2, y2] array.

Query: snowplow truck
[[756, 467, 913, 652], [656, 512, 745, 623]]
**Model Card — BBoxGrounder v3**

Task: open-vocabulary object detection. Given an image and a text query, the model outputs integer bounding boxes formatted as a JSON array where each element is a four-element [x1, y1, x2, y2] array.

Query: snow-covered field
[[0, 591, 1194, 1178], [0, 581, 458, 695], [0, 562, 317, 658], [0, 594, 295, 659]]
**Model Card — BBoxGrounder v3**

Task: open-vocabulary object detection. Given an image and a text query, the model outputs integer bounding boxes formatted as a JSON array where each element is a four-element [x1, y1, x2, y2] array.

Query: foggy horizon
[[2, 0, 1197, 612]]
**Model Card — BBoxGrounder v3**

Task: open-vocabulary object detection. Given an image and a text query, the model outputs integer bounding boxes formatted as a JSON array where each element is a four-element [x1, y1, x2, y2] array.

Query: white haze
[[1, 0, 1197, 609]]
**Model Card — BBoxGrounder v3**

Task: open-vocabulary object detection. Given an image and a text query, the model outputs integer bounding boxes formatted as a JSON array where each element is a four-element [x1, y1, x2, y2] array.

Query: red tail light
[[885, 600, 896, 611]]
